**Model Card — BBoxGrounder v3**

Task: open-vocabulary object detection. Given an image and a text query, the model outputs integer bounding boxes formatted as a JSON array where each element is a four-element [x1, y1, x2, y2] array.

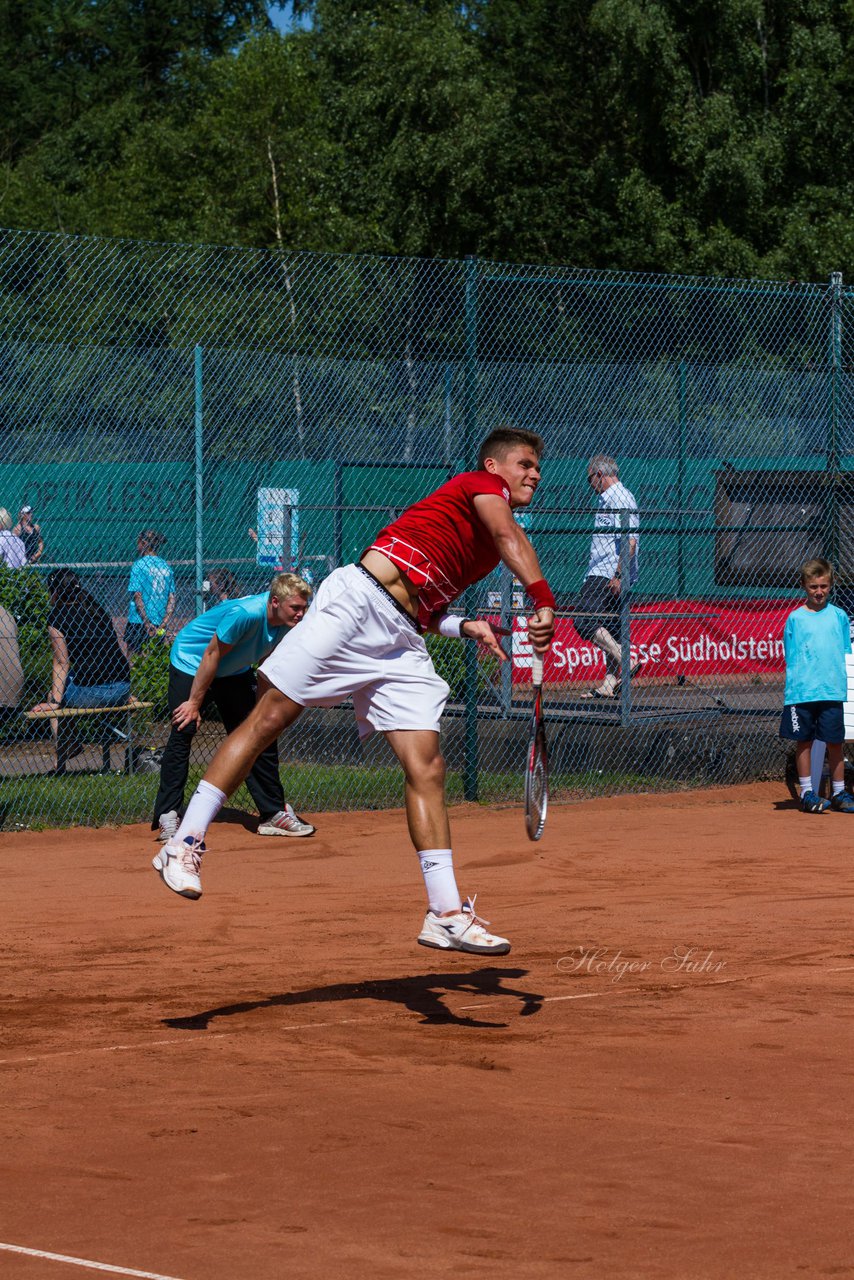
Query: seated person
[[206, 567, 241, 603], [31, 569, 131, 714], [0, 603, 24, 728]]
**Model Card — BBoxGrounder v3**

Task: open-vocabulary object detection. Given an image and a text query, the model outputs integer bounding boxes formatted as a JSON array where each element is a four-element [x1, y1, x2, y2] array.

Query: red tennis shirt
[[368, 470, 511, 624]]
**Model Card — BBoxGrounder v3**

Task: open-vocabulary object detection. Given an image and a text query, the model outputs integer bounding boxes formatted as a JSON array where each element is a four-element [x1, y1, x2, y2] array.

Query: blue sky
[[268, 2, 312, 33]]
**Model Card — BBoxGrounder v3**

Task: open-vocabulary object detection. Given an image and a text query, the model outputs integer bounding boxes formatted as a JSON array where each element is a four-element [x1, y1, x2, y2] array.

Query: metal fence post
[[463, 256, 479, 800], [677, 360, 688, 596], [619, 509, 632, 727], [499, 562, 513, 716], [827, 272, 843, 569], [194, 344, 204, 617]]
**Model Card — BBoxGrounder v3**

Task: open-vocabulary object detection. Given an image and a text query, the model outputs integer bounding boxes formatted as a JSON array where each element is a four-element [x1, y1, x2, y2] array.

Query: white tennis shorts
[[259, 563, 450, 740]]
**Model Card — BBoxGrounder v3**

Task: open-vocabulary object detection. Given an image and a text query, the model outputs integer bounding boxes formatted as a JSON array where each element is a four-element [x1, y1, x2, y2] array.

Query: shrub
[[130, 634, 171, 729], [426, 633, 499, 701]]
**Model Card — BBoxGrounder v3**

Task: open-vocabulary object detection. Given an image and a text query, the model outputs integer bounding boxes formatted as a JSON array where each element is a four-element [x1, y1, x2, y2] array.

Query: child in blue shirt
[[126, 529, 176, 654], [780, 557, 854, 813]]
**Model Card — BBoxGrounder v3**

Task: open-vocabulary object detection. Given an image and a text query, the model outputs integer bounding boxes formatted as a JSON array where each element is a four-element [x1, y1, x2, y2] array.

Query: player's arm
[[162, 590, 176, 634], [473, 492, 555, 651], [131, 589, 150, 632], [172, 635, 235, 730], [32, 627, 70, 711], [425, 612, 508, 660]]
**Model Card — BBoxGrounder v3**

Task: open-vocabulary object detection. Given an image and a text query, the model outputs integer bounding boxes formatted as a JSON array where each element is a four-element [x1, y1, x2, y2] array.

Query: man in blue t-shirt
[[126, 530, 176, 655], [152, 573, 316, 840], [780, 557, 854, 814]]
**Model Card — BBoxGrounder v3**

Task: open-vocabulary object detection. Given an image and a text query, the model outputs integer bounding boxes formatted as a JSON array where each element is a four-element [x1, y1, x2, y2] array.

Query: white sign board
[[256, 487, 299, 569]]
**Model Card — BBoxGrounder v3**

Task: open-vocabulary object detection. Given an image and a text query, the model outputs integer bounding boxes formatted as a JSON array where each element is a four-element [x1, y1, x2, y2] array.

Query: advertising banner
[[505, 599, 792, 683]]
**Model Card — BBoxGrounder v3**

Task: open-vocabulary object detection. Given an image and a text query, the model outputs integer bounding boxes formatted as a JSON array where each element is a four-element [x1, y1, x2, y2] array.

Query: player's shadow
[[212, 805, 263, 833], [163, 967, 544, 1031]]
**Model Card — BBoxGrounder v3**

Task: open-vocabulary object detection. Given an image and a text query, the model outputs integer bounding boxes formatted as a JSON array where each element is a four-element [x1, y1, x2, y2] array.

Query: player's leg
[[384, 727, 510, 956], [153, 567, 360, 898], [385, 728, 451, 853], [193, 686, 303, 818], [215, 670, 314, 837], [153, 688, 304, 898]]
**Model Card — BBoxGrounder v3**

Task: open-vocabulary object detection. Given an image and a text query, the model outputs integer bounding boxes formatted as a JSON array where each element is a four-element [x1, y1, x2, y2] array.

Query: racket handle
[[531, 651, 544, 687]]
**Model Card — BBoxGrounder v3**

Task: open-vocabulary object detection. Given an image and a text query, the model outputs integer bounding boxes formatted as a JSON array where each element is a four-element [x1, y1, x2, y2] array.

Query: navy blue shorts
[[780, 701, 844, 743]]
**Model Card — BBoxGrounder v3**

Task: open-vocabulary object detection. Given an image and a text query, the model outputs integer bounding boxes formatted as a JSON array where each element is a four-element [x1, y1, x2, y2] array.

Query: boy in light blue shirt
[[780, 557, 853, 813], [126, 530, 176, 654]]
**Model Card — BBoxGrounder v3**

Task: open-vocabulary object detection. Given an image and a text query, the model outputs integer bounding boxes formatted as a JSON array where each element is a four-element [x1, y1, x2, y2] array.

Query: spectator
[[0, 603, 24, 728], [126, 529, 176, 656], [781, 556, 854, 814], [0, 508, 26, 569], [575, 454, 639, 699], [31, 569, 131, 715], [207, 568, 241, 603], [29, 570, 131, 773], [12, 505, 44, 563]]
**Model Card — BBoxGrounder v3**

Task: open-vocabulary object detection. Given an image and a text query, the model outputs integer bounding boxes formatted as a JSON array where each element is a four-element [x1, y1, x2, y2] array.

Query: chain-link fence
[[0, 226, 851, 829]]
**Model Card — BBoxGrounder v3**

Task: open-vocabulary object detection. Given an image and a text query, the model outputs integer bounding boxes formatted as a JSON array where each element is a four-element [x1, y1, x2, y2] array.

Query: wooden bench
[[25, 698, 154, 774]]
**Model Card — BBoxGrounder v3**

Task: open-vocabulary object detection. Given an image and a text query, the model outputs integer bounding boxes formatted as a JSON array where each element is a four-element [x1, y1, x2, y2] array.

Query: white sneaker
[[157, 810, 179, 842], [417, 896, 511, 956], [152, 834, 206, 899], [257, 804, 316, 837]]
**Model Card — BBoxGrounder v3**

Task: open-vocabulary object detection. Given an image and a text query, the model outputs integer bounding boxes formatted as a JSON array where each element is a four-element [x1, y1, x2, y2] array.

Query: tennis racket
[[524, 651, 548, 841]]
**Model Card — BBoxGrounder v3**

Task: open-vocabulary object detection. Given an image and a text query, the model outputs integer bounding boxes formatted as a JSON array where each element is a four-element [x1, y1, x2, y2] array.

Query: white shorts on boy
[[259, 563, 450, 739]]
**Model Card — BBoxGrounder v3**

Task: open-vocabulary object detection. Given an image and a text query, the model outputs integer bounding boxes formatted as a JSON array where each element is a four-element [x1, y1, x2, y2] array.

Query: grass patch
[[1, 762, 669, 830]]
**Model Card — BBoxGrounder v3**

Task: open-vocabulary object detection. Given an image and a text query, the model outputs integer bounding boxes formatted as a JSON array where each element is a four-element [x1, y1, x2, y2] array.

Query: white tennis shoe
[[152, 834, 206, 899], [157, 809, 179, 842], [257, 805, 316, 837], [417, 895, 511, 956]]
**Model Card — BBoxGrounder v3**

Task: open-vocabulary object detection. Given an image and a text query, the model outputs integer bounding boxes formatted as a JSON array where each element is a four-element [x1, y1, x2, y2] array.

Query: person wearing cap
[[13, 506, 44, 563], [125, 529, 176, 656], [0, 509, 26, 569]]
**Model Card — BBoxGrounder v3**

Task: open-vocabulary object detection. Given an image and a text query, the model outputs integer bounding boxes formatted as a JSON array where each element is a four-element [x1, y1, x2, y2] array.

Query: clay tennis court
[[3, 782, 853, 1279]]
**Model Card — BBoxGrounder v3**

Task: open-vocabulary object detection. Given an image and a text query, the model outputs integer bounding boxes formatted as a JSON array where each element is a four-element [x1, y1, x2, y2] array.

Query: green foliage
[[129, 634, 170, 731], [426, 634, 499, 701], [0, 565, 51, 697], [6, 1, 854, 279]]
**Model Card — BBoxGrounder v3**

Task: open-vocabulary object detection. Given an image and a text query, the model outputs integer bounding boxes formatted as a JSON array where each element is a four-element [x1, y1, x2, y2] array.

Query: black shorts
[[574, 575, 622, 643], [779, 701, 844, 744]]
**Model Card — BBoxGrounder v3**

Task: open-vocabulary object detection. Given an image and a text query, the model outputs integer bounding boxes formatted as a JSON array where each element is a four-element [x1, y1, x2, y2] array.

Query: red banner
[[503, 599, 792, 683]]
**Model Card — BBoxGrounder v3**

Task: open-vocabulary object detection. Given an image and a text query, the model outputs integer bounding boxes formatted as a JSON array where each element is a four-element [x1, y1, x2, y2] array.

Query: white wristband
[[438, 614, 467, 639]]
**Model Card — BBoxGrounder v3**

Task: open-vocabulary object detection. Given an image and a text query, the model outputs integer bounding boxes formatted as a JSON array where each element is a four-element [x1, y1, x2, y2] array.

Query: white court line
[[0, 1037, 225, 1066], [0, 1241, 187, 1279], [458, 970, 778, 1010], [0, 1017, 388, 1066]]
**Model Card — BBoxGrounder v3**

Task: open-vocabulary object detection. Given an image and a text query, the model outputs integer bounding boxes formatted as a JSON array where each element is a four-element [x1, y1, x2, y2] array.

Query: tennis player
[[153, 426, 555, 955]]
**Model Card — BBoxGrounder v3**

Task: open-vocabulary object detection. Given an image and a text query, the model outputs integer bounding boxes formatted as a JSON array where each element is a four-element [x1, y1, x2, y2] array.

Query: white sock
[[833, 780, 845, 796], [799, 776, 812, 799], [418, 849, 461, 914], [176, 780, 227, 842]]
